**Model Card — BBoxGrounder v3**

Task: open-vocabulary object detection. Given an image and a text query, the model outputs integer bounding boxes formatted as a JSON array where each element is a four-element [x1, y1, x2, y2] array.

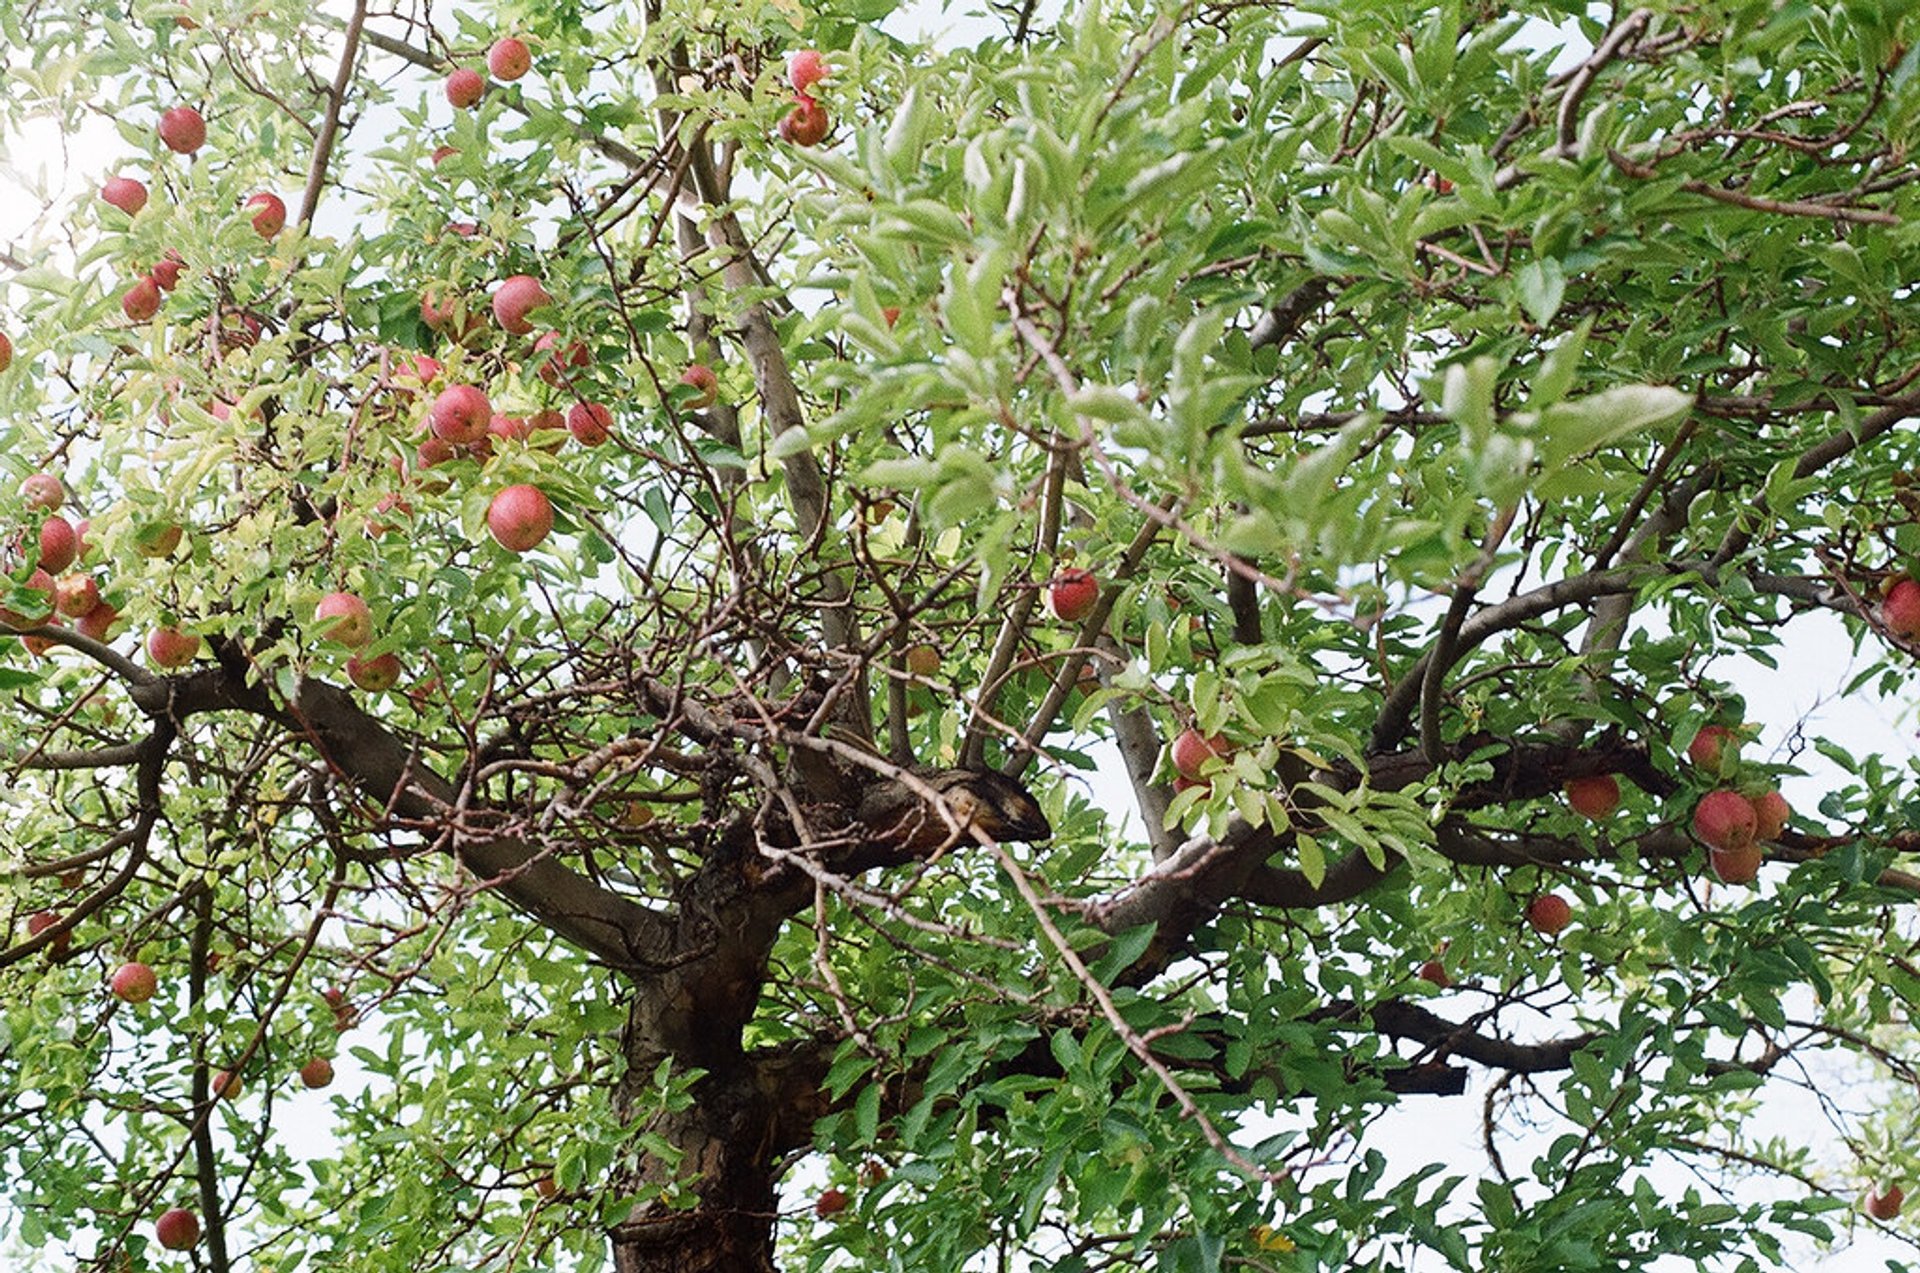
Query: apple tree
[[5, 0, 1920, 1269]]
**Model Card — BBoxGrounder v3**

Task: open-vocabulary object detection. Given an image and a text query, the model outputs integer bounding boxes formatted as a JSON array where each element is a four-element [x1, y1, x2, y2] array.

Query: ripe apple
[[488, 36, 531, 80], [679, 363, 718, 408], [492, 274, 551, 334], [905, 643, 940, 678], [111, 961, 158, 1003], [101, 176, 148, 215], [882, 306, 901, 327], [76, 601, 119, 642], [246, 192, 286, 237], [147, 626, 201, 669], [314, 591, 373, 647], [1418, 959, 1451, 989], [54, 574, 98, 618], [122, 275, 162, 321], [26, 911, 70, 957], [779, 98, 830, 146], [38, 516, 78, 573], [533, 331, 590, 385], [1884, 579, 1920, 639], [567, 400, 612, 446], [298, 1056, 335, 1089], [347, 651, 402, 692], [155, 1207, 200, 1251], [446, 67, 485, 108], [431, 144, 459, 166], [135, 521, 183, 558], [1525, 894, 1571, 936], [419, 288, 467, 333], [1044, 569, 1098, 623], [1686, 723, 1742, 772], [533, 1174, 559, 1199], [1693, 788, 1758, 852], [20, 473, 62, 510], [1708, 842, 1763, 885], [0, 568, 56, 630], [157, 106, 206, 154], [487, 484, 554, 553], [0, 330, 10, 372], [788, 49, 828, 93], [149, 251, 185, 292], [1564, 774, 1619, 819], [211, 1068, 241, 1101], [1866, 1183, 1905, 1220], [814, 1187, 848, 1218], [1170, 728, 1230, 781], [489, 413, 531, 443], [1752, 789, 1790, 840], [430, 384, 493, 444]]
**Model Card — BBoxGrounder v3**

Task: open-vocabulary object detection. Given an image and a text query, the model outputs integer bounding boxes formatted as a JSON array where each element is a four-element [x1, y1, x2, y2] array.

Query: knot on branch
[[851, 768, 1052, 856]]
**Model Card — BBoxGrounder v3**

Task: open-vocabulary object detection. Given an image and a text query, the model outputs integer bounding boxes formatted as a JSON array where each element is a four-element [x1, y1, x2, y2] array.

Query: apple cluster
[[779, 50, 832, 147], [2, 473, 123, 656]]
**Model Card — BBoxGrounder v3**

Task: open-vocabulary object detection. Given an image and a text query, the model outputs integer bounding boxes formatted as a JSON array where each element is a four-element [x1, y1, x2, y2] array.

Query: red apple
[[1418, 959, 1451, 989], [1752, 789, 1790, 841], [1867, 1183, 1905, 1220], [487, 36, 531, 81], [1170, 728, 1230, 781], [1884, 579, 1920, 639], [101, 176, 148, 215], [38, 516, 78, 573], [489, 413, 531, 443], [111, 961, 158, 1003], [298, 1056, 335, 1089], [347, 651, 402, 692], [149, 251, 186, 292], [430, 384, 493, 445], [26, 910, 70, 957], [779, 98, 830, 146], [1525, 894, 1571, 936], [882, 306, 901, 327], [157, 106, 206, 154], [533, 332, 590, 385], [679, 363, 718, 408], [533, 1174, 559, 1199], [431, 144, 459, 166], [1, 568, 56, 629], [445, 68, 485, 108], [788, 49, 828, 94], [121, 275, 162, 321], [419, 288, 466, 333], [0, 331, 10, 372], [814, 1187, 848, 1218], [1709, 842, 1763, 885], [211, 1068, 241, 1101], [1693, 788, 1758, 852], [567, 400, 612, 446], [154, 1207, 200, 1251], [147, 626, 200, 669], [53, 574, 98, 618], [487, 484, 553, 553], [76, 601, 119, 642], [20, 473, 62, 510], [1564, 774, 1619, 819], [1044, 569, 1098, 623], [314, 591, 373, 648], [492, 274, 551, 334], [246, 192, 285, 237], [1686, 724, 1742, 772]]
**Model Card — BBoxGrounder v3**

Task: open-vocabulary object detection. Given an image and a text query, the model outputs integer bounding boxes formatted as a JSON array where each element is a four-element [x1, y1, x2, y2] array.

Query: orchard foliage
[[4, 0, 1920, 1270]]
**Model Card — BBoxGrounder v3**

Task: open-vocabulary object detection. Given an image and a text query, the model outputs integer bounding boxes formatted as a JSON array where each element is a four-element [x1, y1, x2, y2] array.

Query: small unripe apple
[[20, 473, 63, 510], [101, 176, 148, 215], [111, 960, 158, 1003], [122, 275, 162, 321], [487, 484, 554, 553], [54, 574, 98, 618], [1708, 841, 1763, 885], [1525, 893, 1571, 936], [788, 49, 828, 93], [246, 192, 285, 237], [149, 251, 185, 292], [905, 643, 940, 678], [533, 331, 590, 385], [1884, 579, 1920, 639], [26, 911, 70, 957], [779, 98, 830, 147], [567, 400, 612, 446], [314, 591, 373, 648], [1866, 1183, 1905, 1220], [679, 362, 719, 408], [154, 1207, 200, 1251], [1693, 788, 1758, 852], [491, 273, 551, 334], [1044, 569, 1098, 623], [814, 1187, 848, 1218], [487, 36, 531, 81], [1686, 724, 1742, 772], [76, 601, 119, 642], [147, 626, 201, 669], [135, 521, 183, 558], [430, 384, 493, 445], [1418, 959, 1451, 989], [298, 1056, 335, 1089], [1170, 728, 1230, 781], [445, 67, 485, 108], [347, 651, 402, 692], [157, 106, 206, 154], [1752, 789, 1790, 841], [1564, 774, 1619, 819], [38, 516, 78, 573]]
